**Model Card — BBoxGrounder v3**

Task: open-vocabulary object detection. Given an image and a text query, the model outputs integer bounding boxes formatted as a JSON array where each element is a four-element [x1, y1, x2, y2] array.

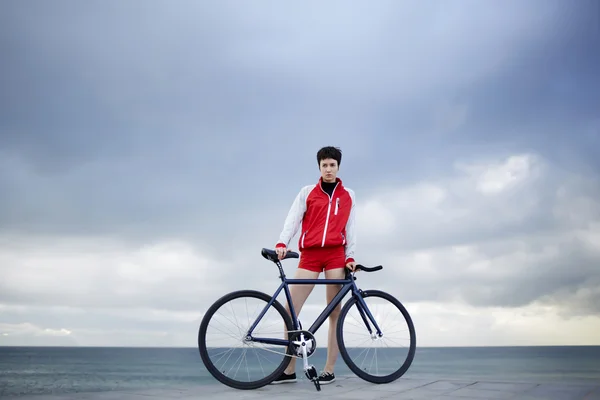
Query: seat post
[[276, 261, 286, 281]]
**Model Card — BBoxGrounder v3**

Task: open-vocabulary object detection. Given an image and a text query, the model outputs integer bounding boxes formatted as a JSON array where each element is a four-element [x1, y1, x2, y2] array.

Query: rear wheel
[[198, 290, 294, 389], [337, 290, 416, 383]]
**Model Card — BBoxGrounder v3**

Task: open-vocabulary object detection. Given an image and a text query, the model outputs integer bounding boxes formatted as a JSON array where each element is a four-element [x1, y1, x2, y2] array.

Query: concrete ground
[[4, 376, 600, 400]]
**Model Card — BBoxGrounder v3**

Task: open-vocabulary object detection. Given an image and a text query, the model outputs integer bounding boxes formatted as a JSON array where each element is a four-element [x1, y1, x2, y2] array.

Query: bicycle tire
[[198, 290, 294, 390], [336, 289, 416, 384]]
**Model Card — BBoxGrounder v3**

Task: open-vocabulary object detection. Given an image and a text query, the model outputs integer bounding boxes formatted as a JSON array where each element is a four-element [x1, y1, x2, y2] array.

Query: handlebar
[[261, 248, 383, 273], [354, 264, 383, 272]]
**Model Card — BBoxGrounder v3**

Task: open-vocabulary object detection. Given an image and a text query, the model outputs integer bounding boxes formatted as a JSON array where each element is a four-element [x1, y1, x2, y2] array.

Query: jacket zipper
[[321, 184, 337, 247], [334, 198, 339, 215]]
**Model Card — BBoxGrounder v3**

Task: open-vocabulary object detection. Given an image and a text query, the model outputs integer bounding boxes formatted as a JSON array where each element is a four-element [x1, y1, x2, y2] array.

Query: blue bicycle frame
[[245, 255, 384, 348]]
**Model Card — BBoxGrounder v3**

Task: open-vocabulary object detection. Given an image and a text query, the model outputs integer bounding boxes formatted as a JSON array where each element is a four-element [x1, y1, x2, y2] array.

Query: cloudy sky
[[1, 0, 599, 348]]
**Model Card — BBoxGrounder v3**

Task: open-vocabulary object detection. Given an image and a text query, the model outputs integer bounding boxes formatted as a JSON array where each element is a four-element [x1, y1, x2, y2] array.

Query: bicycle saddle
[[261, 248, 299, 262]]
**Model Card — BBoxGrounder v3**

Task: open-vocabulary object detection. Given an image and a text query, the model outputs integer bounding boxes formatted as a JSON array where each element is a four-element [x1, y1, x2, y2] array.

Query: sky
[[1, 0, 599, 348]]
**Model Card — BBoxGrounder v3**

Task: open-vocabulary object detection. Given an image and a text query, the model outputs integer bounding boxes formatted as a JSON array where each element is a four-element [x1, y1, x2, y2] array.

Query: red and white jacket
[[276, 177, 356, 264]]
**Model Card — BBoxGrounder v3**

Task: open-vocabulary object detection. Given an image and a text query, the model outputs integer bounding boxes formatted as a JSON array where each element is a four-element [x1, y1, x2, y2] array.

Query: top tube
[[284, 277, 353, 285]]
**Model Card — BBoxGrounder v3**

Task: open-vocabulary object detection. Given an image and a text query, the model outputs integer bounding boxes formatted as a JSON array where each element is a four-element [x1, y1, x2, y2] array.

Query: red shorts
[[298, 246, 346, 272]]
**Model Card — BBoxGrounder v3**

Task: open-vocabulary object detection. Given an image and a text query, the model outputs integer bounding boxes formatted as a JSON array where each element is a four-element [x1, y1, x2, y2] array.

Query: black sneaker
[[270, 371, 297, 384], [318, 371, 335, 384]]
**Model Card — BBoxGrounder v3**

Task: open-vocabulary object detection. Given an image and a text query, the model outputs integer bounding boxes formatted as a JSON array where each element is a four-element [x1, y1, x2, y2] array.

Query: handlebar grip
[[355, 264, 383, 272]]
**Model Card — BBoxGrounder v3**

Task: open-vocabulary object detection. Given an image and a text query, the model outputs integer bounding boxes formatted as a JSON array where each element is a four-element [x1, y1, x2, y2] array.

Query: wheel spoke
[[338, 290, 416, 383], [198, 291, 293, 389]]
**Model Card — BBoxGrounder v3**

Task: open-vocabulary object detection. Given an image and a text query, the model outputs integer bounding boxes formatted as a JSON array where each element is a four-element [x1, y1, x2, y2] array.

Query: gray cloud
[[2, 1, 597, 241], [356, 155, 600, 316], [1, 0, 599, 346]]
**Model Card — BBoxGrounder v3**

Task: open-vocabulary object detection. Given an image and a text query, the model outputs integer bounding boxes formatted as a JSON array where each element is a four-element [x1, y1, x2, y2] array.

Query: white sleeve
[[344, 189, 356, 261], [277, 186, 310, 248]]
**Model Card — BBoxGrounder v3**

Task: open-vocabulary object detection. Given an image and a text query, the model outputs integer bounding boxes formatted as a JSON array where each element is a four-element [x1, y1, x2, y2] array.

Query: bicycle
[[197, 247, 416, 391]]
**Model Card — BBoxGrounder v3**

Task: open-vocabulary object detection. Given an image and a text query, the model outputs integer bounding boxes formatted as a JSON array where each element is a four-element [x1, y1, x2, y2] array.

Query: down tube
[[307, 283, 353, 334]]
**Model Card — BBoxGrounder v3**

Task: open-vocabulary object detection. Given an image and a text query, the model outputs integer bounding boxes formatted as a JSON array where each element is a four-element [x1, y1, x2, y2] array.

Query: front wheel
[[336, 290, 416, 384], [198, 290, 294, 390]]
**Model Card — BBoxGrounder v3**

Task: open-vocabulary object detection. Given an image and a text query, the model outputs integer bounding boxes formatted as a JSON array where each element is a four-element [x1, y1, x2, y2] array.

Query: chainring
[[288, 330, 317, 358]]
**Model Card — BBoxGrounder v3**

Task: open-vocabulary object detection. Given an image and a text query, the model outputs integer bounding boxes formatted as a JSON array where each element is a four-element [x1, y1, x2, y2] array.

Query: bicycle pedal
[[304, 365, 318, 380], [304, 365, 321, 392], [313, 379, 321, 391]]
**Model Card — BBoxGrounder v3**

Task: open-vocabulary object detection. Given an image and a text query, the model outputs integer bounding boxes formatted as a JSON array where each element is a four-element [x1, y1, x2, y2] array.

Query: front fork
[[354, 290, 384, 339]]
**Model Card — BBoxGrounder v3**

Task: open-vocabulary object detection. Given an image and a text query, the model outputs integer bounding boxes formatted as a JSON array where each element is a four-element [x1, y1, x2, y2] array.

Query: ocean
[[1, 346, 599, 397]]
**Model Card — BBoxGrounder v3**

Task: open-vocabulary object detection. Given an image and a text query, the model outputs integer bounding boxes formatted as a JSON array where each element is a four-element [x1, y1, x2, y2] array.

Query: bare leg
[[323, 267, 345, 374], [284, 267, 319, 374]]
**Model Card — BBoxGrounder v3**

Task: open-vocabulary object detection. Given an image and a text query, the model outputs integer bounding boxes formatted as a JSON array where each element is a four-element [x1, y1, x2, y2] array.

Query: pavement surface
[[4, 376, 600, 400]]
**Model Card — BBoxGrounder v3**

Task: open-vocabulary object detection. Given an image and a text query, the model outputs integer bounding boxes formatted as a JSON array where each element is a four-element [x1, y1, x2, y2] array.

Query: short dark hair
[[316, 146, 342, 167]]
